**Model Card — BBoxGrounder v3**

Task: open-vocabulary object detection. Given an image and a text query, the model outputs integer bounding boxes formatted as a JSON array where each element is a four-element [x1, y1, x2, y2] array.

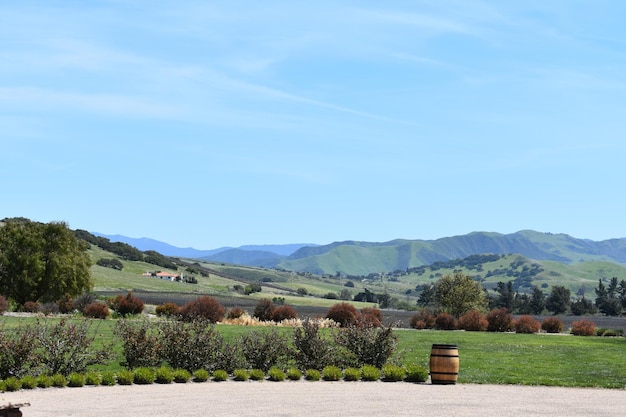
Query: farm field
[[1, 316, 624, 389]]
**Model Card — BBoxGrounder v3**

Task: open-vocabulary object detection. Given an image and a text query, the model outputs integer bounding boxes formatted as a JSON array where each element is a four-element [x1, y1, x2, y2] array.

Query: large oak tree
[[0, 218, 92, 304]]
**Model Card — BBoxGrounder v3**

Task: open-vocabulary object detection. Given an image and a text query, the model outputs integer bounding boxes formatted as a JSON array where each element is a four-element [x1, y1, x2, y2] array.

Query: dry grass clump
[[221, 313, 338, 328]]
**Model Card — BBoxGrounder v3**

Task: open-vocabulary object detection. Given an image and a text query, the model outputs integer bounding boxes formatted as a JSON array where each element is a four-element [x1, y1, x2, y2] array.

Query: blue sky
[[2, 1, 626, 249]]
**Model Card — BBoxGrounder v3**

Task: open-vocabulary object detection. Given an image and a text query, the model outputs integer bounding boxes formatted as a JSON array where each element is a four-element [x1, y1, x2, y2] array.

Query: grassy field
[[2, 316, 624, 389]]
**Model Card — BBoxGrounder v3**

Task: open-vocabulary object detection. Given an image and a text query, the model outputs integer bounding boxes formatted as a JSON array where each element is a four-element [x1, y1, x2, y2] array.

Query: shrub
[[155, 367, 174, 384], [458, 310, 488, 331], [239, 329, 292, 372], [486, 308, 513, 332], [410, 310, 435, 329], [322, 365, 342, 381], [19, 375, 37, 390], [435, 313, 458, 330], [85, 371, 102, 386], [133, 367, 155, 384], [305, 369, 321, 381], [271, 305, 297, 322], [253, 298, 275, 321], [382, 364, 405, 382], [335, 324, 397, 368], [155, 302, 180, 317], [596, 328, 624, 337], [23, 301, 40, 313], [359, 307, 383, 327], [83, 302, 110, 319], [116, 369, 135, 385], [212, 369, 229, 382], [39, 302, 59, 316], [52, 373, 68, 387], [293, 319, 341, 371], [101, 371, 117, 386], [0, 321, 38, 378], [514, 315, 541, 334], [179, 296, 225, 323], [343, 367, 361, 381], [108, 292, 144, 317], [36, 375, 54, 388], [34, 318, 113, 376], [114, 319, 161, 369], [404, 363, 428, 383], [286, 367, 302, 381], [68, 372, 86, 387], [72, 291, 97, 313], [226, 307, 246, 320], [326, 302, 359, 327], [360, 365, 381, 381], [249, 369, 265, 381], [268, 366, 286, 381], [233, 369, 249, 381], [571, 319, 596, 336], [0, 295, 8, 314], [541, 317, 563, 333], [4, 377, 21, 392], [173, 369, 191, 383], [192, 369, 210, 382]]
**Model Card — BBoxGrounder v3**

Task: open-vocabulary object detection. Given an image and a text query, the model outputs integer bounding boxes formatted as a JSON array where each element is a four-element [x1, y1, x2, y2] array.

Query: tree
[[595, 278, 623, 316], [434, 272, 487, 317], [546, 286, 571, 315], [494, 281, 515, 310], [528, 286, 546, 314], [0, 219, 92, 304]]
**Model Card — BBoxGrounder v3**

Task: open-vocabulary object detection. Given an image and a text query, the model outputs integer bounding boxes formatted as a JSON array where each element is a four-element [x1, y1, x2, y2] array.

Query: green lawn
[[2, 316, 624, 388]]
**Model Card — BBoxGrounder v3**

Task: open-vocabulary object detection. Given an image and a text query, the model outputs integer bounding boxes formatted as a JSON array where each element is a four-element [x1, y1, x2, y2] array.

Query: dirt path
[[3, 382, 625, 417]]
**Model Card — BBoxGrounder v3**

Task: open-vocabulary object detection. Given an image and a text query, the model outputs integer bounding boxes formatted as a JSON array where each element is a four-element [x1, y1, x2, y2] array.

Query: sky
[[2, 1, 626, 249]]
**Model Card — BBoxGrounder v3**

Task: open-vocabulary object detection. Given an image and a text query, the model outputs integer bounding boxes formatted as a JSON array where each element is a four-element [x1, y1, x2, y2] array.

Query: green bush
[[52, 373, 68, 388], [239, 329, 292, 372], [335, 324, 397, 368], [36, 374, 54, 388], [193, 369, 210, 382], [114, 319, 161, 369], [212, 369, 229, 382], [0, 380, 5, 392], [293, 319, 341, 370], [343, 367, 361, 381], [322, 365, 342, 381], [382, 364, 405, 382], [233, 369, 249, 381], [101, 371, 117, 386], [286, 367, 302, 381], [133, 367, 155, 384], [305, 369, 321, 381], [404, 363, 428, 383], [249, 369, 265, 381], [155, 367, 174, 384], [268, 366, 286, 381], [360, 365, 381, 381], [116, 369, 134, 385], [85, 371, 102, 386], [68, 372, 86, 387], [4, 377, 22, 391], [173, 369, 191, 383], [596, 328, 624, 337], [20, 375, 37, 389]]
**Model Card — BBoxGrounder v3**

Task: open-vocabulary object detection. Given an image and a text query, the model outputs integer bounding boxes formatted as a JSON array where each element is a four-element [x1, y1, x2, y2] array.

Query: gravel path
[[3, 382, 625, 417]]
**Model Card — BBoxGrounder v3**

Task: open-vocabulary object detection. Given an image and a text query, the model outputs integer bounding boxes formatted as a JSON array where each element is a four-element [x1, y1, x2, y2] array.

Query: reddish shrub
[[326, 302, 359, 327], [410, 310, 435, 329], [271, 305, 298, 322], [83, 302, 110, 319], [514, 315, 540, 334], [458, 310, 488, 331], [0, 295, 8, 314], [155, 302, 180, 317], [571, 319, 596, 336], [486, 308, 513, 332], [541, 317, 563, 333], [57, 293, 74, 314], [359, 307, 383, 327], [108, 292, 145, 317], [435, 312, 458, 330], [179, 296, 225, 323], [23, 301, 40, 313], [226, 307, 246, 319], [253, 298, 275, 321]]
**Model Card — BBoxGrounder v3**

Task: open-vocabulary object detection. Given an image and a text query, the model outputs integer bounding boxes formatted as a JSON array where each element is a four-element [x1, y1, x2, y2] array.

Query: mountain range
[[95, 230, 626, 276]]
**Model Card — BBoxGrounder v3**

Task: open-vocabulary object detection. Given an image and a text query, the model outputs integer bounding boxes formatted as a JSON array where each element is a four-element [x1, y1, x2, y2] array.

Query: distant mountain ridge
[[94, 230, 626, 276]]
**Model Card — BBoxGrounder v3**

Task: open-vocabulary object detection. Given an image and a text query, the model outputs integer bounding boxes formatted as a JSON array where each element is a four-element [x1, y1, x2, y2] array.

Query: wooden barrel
[[429, 344, 459, 385]]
